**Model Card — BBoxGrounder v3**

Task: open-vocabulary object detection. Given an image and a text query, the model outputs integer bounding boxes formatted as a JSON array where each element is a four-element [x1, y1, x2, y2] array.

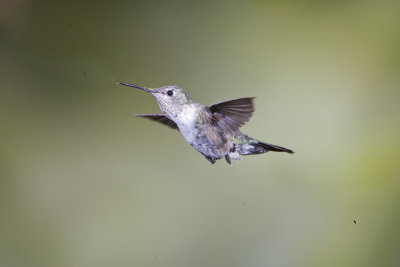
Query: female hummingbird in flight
[[120, 82, 294, 165]]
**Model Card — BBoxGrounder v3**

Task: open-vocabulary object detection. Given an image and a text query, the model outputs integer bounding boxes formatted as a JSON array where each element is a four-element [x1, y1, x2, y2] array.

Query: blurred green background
[[1, 1, 400, 266]]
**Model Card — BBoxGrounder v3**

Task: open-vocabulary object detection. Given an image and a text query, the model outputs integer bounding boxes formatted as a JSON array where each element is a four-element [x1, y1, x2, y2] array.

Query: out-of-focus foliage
[[1, 1, 399, 267]]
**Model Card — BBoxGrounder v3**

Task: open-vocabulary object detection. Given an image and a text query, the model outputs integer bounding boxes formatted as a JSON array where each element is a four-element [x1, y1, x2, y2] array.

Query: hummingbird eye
[[167, 90, 173, 96]]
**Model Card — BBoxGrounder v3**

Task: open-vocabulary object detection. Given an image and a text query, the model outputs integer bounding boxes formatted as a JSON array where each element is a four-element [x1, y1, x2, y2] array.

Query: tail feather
[[238, 138, 294, 155], [257, 141, 294, 154]]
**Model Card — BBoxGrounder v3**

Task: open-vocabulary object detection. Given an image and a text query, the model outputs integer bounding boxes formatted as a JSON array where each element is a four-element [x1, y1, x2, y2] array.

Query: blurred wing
[[208, 97, 254, 132], [134, 114, 179, 130]]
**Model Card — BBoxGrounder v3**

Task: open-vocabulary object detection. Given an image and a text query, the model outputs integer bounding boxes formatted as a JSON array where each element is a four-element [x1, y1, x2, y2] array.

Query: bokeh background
[[1, 1, 400, 266]]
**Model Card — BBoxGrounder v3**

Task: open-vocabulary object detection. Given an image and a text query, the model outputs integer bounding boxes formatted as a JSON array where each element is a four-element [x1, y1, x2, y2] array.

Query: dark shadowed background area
[[1, 1, 400, 266]]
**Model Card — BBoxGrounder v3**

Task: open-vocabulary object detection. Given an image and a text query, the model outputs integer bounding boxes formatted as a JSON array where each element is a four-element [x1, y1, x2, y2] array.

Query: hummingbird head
[[119, 83, 193, 117]]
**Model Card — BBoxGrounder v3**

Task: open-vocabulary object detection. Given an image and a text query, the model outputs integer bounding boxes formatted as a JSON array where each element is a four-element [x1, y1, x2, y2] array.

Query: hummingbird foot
[[224, 155, 231, 165], [204, 156, 217, 164]]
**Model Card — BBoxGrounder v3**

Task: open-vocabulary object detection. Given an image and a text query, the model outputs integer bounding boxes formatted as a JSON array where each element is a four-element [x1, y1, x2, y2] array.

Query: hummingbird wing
[[134, 114, 179, 130], [208, 97, 254, 132]]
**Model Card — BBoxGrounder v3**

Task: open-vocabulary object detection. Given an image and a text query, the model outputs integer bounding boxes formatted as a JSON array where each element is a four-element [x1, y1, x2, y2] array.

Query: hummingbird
[[120, 82, 294, 165]]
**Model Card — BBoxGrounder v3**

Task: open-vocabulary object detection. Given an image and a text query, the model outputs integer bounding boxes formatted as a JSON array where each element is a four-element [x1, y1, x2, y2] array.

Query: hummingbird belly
[[191, 128, 226, 159], [188, 130, 226, 159], [178, 123, 224, 159], [175, 106, 226, 159]]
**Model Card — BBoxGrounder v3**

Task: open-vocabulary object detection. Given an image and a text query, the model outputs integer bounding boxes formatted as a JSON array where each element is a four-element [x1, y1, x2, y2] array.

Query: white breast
[[178, 105, 197, 125], [175, 105, 198, 144]]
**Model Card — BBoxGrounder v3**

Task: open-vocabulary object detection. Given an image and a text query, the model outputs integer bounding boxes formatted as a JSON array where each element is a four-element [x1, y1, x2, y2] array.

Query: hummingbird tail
[[256, 141, 294, 154], [238, 138, 294, 155]]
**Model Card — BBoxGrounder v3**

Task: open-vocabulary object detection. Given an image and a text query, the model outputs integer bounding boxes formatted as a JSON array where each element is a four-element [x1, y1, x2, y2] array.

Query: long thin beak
[[119, 82, 154, 92]]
